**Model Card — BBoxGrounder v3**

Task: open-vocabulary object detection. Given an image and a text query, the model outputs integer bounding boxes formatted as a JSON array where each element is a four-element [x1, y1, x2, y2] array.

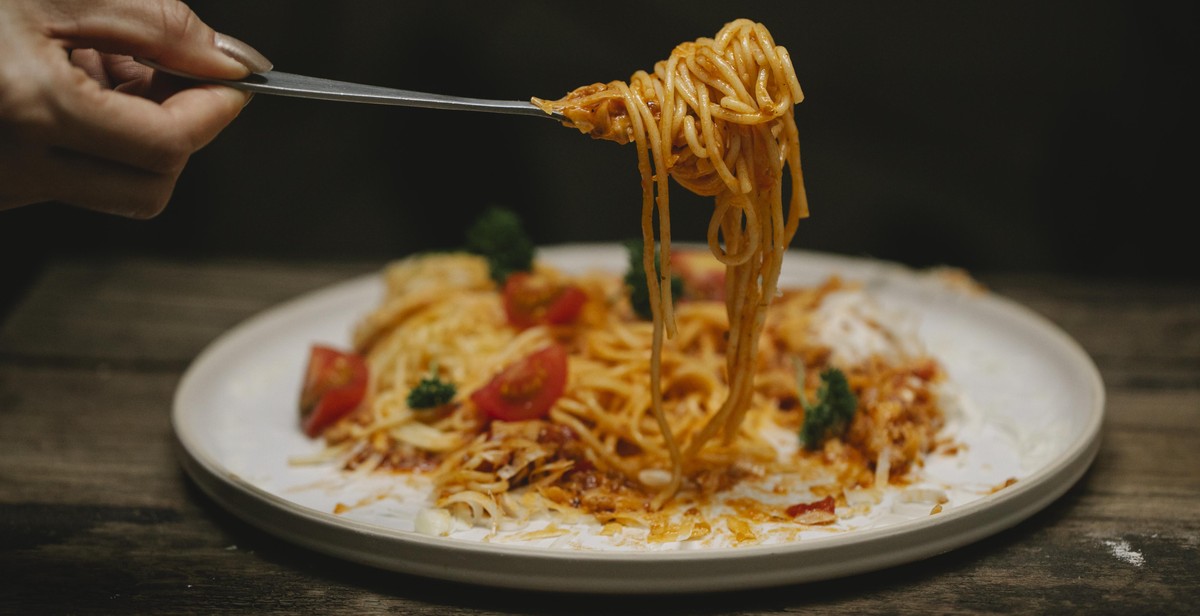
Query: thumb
[[44, 0, 271, 78]]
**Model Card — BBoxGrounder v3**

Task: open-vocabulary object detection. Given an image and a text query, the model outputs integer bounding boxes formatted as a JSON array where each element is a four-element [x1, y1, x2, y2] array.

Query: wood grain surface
[[2, 258, 1197, 614]]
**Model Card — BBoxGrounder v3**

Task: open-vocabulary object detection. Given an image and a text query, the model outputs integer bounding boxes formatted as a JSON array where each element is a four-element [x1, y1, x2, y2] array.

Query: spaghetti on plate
[[294, 20, 952, 542], [303, 251, 948, 538]]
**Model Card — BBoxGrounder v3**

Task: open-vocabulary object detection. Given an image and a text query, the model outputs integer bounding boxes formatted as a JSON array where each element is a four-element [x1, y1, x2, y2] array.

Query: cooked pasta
[[315, 251, 946, 532], [532, 19, 809, 504], [300, 21, 949, 536]]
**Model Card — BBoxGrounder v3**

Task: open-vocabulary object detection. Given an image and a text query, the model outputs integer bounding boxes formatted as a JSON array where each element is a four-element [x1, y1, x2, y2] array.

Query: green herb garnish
[[406, 364, 457, 410], [799, 366, 858, 450], [464, 206, 535, 285]]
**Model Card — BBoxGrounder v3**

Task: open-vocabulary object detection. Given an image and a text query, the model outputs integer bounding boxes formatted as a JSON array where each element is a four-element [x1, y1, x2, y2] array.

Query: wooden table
[[2, 257, 1197, 614]]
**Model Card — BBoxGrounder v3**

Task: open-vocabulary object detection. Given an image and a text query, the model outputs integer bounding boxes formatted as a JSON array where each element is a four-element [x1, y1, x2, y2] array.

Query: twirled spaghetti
[[532, 19, 808, 503]]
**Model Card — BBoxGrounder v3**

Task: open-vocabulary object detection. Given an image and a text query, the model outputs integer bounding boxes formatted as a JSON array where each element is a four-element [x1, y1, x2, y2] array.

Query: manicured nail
[[214, 33, 273, 73]]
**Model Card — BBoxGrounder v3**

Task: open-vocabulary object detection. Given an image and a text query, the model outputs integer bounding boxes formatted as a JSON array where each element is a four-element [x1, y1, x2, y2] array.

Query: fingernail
[[215, 33, 273, 74]]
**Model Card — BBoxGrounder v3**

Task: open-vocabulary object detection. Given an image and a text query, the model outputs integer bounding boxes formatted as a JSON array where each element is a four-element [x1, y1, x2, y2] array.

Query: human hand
[[0, 0, 272, 218]]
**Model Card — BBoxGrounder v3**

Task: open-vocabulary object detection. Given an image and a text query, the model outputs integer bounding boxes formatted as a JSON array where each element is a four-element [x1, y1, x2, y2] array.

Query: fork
[[138, 59, 562, 121]]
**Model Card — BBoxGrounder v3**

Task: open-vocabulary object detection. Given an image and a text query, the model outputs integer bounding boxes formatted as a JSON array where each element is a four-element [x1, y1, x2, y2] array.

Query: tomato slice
[[785, 495, 836, 518], [671, 250, 726, 301], [299, 345, 368, 437], [502, 272, 587, 329], [470, 344, 568, 421]]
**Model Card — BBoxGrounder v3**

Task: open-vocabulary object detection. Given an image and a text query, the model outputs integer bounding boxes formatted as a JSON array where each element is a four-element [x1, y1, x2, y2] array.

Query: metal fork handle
[[138, 59, 561, 121]]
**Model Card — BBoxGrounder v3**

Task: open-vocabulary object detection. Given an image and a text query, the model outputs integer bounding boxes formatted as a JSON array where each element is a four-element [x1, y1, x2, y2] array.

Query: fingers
[[102, 54, 157, 96], [0, 147, 169, 217], [213, 33, 273, 74], [0, 83, 224, 218], [42, 0, 271, 78], [70, 49, 195, 102], [57, 153, 178, 219], [1, 0, 263, 217], [159, 84, 253, 151], [68, 48, 114, 88], [51, 78, 250, 176]]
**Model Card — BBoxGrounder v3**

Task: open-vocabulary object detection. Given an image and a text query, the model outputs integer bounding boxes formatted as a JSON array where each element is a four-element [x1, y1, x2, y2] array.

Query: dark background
[[2, 1, 1195, 316]]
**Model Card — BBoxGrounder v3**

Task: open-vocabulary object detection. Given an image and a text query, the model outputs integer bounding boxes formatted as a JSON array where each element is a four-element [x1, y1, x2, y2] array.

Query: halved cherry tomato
[[470, 344, 568, 421], [299, 345, 368, 437], [671, 250, 726, 301], [502, 272, 587, 329]]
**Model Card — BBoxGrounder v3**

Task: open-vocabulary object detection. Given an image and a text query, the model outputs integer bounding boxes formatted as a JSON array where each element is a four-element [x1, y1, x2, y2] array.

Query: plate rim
[[172, 245, 1105, 593]]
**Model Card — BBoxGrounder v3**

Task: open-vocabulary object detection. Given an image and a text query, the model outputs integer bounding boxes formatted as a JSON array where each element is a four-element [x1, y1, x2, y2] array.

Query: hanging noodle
[[532, 18, 809, 504]]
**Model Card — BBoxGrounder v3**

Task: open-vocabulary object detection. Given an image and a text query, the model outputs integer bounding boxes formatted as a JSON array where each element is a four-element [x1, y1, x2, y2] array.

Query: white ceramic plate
[[172, 245, 1104, 593]]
